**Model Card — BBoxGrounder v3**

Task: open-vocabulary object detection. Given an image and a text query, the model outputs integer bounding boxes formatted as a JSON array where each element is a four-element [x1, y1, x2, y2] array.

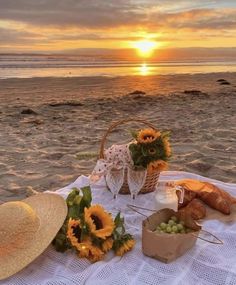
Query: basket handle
[[191, 230, 223, 245], [99, 118, 157, 159], [127, 204, 223, 245]]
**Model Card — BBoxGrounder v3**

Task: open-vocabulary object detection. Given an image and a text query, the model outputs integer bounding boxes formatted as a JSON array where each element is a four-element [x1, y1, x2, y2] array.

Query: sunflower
[[67, 218, 90, 257], [137, 129, 161, 144], [67, 219, 105, 261], [87, 244, 104, 262], [163, 137, 171, 157], [148, 147, 157, 155], [84, 205, 115, 239], [76, 239, 104, 261], [147, 160, 168, 174], [102, 237, 114, 253], [115, 238, 135, 256], [77, 244, 91, 259]]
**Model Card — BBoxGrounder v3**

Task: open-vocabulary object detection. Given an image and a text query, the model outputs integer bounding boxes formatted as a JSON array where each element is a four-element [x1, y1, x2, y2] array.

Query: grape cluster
[[155, 216, 192, 234]]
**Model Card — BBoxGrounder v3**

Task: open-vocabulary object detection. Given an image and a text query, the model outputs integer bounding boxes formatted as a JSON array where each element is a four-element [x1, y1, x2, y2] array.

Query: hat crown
[[0, 201, 40, 257], [0, 193, 67, 281]]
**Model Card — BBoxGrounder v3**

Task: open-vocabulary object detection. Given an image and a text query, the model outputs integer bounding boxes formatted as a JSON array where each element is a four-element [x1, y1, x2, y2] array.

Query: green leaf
[[91, 235, 104, 249], [66, 187, 80, 206], [53, 236, 71, 252], [112, 233, 134, 252], [80, 222, 89, 241], [68, 204, 80, 219], [78, 186, 92, 215], [161, 130, 171, 138], [114, 212, 120, 226], [81, 186, 92, 206], [113, 212, 125, 237], [53, 218, 71, 252], [53, 186, 92, 253], [74, 195, 82, 205], [130, 129, 138, 139], [71, 187, 80, 194], [141, 144, 148, 156]]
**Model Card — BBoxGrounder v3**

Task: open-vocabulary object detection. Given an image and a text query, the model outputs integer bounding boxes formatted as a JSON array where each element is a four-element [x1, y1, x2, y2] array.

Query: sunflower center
[[143, 135, 154, 140], [91, 214, 103, 230], [72, 225, 82, 242], [148, 148, 156, 154]]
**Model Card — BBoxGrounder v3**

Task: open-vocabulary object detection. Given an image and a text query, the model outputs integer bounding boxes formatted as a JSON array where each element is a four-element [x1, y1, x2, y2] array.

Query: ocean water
[[1, 54, 236, 79]]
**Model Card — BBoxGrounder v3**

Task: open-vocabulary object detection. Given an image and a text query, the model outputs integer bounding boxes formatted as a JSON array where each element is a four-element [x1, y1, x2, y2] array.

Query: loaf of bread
[[178, 199, 206, 220], [197, 182, 235, 215], [176, 179, 236, 215]]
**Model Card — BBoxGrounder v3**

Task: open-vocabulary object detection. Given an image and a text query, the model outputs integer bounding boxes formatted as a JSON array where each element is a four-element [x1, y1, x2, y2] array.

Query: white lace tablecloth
[[2, 171, 236, 285]]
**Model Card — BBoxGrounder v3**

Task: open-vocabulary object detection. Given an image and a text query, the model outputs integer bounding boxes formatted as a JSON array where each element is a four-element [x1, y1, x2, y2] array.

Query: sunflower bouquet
[[129, 128, 171, 173], [53, 187, 135, 262]]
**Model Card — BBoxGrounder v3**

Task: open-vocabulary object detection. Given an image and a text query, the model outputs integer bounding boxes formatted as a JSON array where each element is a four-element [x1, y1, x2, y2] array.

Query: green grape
[[166, 226, 172, 233], [168, 220, 175, 226], [160, 222, 167, 230], [156, 226, 161, 231], [177, 224, 184, 231], [180, 229, 186, 234], [170, 216, 178, 222], [180, 220, 185, 226], [172, 225, 178, 233], [160, 230, 164, 233]]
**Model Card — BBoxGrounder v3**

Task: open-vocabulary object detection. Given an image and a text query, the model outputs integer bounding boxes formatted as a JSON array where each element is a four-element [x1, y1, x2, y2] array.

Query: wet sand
[[0, 73, 236, 203]]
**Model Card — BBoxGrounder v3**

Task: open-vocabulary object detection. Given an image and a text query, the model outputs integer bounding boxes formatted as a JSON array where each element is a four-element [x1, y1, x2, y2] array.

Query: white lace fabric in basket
[[91, 144, 147, 197], [1, 171, 236, 285]]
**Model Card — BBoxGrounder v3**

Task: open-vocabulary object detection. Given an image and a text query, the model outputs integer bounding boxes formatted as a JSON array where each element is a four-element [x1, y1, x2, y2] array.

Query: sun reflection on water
[[140, 63, 149, 76]]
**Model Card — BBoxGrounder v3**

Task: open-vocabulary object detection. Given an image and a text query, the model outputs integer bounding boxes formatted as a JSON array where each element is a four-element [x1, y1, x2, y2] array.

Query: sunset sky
[[0, 0, 236, 55]]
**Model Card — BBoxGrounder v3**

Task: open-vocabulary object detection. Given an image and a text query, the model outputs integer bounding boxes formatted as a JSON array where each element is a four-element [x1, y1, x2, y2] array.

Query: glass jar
[[155, 181, 184, 211]]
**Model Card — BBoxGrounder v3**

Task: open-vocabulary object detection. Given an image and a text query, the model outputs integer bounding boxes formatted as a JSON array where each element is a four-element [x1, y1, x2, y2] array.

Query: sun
[[134, 40, 157, 58]]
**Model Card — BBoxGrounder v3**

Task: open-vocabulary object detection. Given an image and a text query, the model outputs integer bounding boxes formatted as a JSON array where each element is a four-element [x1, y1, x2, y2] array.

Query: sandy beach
[[0, 72, 236, 203]]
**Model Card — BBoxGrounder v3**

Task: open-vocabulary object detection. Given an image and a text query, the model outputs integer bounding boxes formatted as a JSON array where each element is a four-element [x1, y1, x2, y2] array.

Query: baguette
[[176, 179, 236, 215], [178, 198, 206, 220]]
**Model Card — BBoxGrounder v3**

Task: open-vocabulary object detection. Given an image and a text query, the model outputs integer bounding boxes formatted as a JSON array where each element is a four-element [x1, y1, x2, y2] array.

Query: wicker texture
[[119, 169, 160, 195], [99, 118, 161, 195], [0, 194, 67, 281]]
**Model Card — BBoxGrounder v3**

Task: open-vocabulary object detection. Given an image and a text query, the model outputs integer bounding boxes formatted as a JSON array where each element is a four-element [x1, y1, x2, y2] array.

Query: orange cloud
[[0, 1, 236, 52]]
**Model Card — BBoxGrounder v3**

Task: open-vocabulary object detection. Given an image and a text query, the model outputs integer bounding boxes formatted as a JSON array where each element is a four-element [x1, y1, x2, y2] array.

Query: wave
[[1, 61, 236, 69], [1, 54, 236, 78]]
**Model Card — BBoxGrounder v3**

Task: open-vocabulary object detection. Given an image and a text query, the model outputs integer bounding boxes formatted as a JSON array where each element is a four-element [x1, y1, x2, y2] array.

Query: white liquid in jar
[[155, 182, 179, 211]]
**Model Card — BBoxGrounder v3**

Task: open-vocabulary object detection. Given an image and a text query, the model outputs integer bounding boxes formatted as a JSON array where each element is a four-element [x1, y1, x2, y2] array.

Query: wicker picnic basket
[[99, 118, 161, 195]]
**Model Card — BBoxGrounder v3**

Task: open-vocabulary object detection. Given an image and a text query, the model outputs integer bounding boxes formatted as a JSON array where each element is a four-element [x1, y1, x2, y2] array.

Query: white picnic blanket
[[1, 171, 236, 285]]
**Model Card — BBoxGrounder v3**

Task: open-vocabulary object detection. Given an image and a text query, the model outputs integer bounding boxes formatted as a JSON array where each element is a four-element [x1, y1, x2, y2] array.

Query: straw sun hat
[[0, 193, 67, 280]]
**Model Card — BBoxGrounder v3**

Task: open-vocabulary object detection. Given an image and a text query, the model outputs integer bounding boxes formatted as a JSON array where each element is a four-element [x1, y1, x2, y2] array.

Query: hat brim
[[0, 193, 67, 281]]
